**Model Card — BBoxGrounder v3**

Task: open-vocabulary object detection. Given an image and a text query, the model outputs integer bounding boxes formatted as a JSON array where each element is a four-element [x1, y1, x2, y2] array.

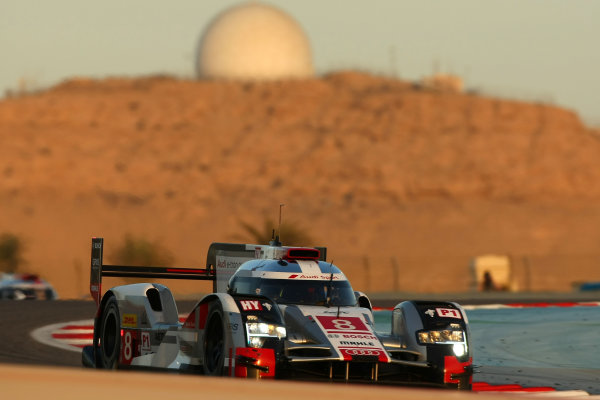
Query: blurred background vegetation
[[111, 234, 174, 266], [0, 233, 24, 273], [109, 235, 174, 284]]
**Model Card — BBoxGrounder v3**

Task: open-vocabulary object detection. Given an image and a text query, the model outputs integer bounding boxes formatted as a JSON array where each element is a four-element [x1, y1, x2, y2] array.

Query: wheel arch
[[197, 292, 245, 376], [393, 300, 472, 389], [96, 291, 122, 369], [93, 290, 117, 366]]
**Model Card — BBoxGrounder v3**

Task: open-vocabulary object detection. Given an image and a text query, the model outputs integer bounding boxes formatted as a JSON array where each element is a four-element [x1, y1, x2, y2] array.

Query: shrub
[[111, 235, 174, 266], [0, 233, 24, 273]]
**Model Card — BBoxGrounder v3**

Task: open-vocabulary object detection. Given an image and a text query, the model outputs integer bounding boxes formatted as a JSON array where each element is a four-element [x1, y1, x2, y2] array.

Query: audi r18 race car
[[82, 237, 472, 389], [0, 273, 58, 300]]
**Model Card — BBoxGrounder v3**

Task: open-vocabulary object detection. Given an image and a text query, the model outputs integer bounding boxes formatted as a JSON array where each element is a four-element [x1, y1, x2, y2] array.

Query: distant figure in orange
[[481, 270, 497, 291]]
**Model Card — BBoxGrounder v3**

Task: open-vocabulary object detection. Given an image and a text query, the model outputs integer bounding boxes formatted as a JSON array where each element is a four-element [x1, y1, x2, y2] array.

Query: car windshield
[[229, 276, 357, 306]]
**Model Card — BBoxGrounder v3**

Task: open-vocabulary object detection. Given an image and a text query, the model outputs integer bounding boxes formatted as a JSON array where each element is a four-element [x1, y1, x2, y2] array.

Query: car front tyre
[[202, 302, 225, 376], [99, 296, 120, 369]]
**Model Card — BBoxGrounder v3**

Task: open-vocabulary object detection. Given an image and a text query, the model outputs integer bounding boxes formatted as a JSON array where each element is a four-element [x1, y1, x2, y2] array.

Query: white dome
[[197, 2, 313, 80]]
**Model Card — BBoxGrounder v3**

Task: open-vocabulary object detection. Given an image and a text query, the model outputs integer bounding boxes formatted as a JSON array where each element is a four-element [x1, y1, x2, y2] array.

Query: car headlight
[[452, 343, 466, 357], [246, 322, 286, 348], [417, 330, 467, 356], [418, 329, 464, 344]]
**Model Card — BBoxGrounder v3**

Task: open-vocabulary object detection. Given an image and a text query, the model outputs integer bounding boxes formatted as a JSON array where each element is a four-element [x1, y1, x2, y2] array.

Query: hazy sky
[[1, 0, 598, 125]]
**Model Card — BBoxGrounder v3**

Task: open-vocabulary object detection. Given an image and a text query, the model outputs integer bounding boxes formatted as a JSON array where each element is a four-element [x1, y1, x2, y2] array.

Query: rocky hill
[[1, 72, 599, 298]]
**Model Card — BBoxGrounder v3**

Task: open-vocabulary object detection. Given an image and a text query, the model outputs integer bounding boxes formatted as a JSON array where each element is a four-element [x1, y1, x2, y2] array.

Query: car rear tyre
[[99, 296, 120, 369], [203, 302, 225, 376]]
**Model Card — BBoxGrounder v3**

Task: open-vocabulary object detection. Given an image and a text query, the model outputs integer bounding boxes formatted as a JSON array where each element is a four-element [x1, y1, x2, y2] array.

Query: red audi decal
[[339, 348, 388, 362], [340, 348, 382, 357]]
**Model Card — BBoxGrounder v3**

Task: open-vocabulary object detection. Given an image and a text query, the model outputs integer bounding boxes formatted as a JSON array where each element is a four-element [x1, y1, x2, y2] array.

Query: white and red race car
[[0, 273, 57, 300], [82, 238, 472, 389]]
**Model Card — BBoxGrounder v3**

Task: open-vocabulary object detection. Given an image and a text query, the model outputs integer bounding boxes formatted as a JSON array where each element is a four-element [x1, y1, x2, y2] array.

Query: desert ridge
[[1, 72, 600, 298]]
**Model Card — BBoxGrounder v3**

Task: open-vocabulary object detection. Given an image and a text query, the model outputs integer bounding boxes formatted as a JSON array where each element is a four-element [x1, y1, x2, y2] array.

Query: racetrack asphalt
[[0, 300, 198, 367], [2, 295, 600, 395], [0, 300, 95, 366]]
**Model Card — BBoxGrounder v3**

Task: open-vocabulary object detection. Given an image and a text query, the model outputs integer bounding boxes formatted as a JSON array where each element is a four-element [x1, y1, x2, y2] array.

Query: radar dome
[[197, 2, 313, 80]]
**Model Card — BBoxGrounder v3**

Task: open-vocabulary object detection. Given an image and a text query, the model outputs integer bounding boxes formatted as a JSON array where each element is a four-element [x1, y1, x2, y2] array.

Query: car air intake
[[351, 355, 379, 363], [146, 288, 163, 311], [287, 347, 332, 357]]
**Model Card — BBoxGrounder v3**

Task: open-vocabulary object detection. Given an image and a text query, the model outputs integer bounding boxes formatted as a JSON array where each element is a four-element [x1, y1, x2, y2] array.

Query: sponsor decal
[[339, 340, 375, 346], [120, 330, 139, 364], [436, 308, 462, 319], [239, 300, 263, 311], [216, 258, 245, 270], [122, 313, 138, 328], [288, 274, 342, 280], [215, 255, 251, 292], [340, 348, 386, 358], [341, 333, 377, 340], [314, 315, 390, 362], [141, 331, 151, 355], [316, 316, 369, 332]]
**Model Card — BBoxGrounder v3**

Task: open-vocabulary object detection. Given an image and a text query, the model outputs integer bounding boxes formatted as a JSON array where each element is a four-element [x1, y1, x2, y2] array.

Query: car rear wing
[[90, 238, 328, 306], [90, 237, 215, 307]]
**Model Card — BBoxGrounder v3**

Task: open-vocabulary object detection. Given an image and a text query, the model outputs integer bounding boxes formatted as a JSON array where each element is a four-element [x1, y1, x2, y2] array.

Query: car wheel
[[202, 302, 225, 376], [99, 296, 120, 369]]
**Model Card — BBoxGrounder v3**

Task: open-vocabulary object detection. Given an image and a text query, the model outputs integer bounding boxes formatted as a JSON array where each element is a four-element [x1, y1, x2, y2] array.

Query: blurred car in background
[[0, 273, 58, 300]]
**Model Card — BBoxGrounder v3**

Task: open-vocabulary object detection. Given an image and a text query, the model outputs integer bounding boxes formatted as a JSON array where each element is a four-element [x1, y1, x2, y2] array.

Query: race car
[[82, 237, 472, 389], [0, 272, 58, 300]]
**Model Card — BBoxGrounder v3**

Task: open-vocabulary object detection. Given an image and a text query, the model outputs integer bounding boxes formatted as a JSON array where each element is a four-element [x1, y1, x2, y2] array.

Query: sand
[[0, 363, 516, 400]]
